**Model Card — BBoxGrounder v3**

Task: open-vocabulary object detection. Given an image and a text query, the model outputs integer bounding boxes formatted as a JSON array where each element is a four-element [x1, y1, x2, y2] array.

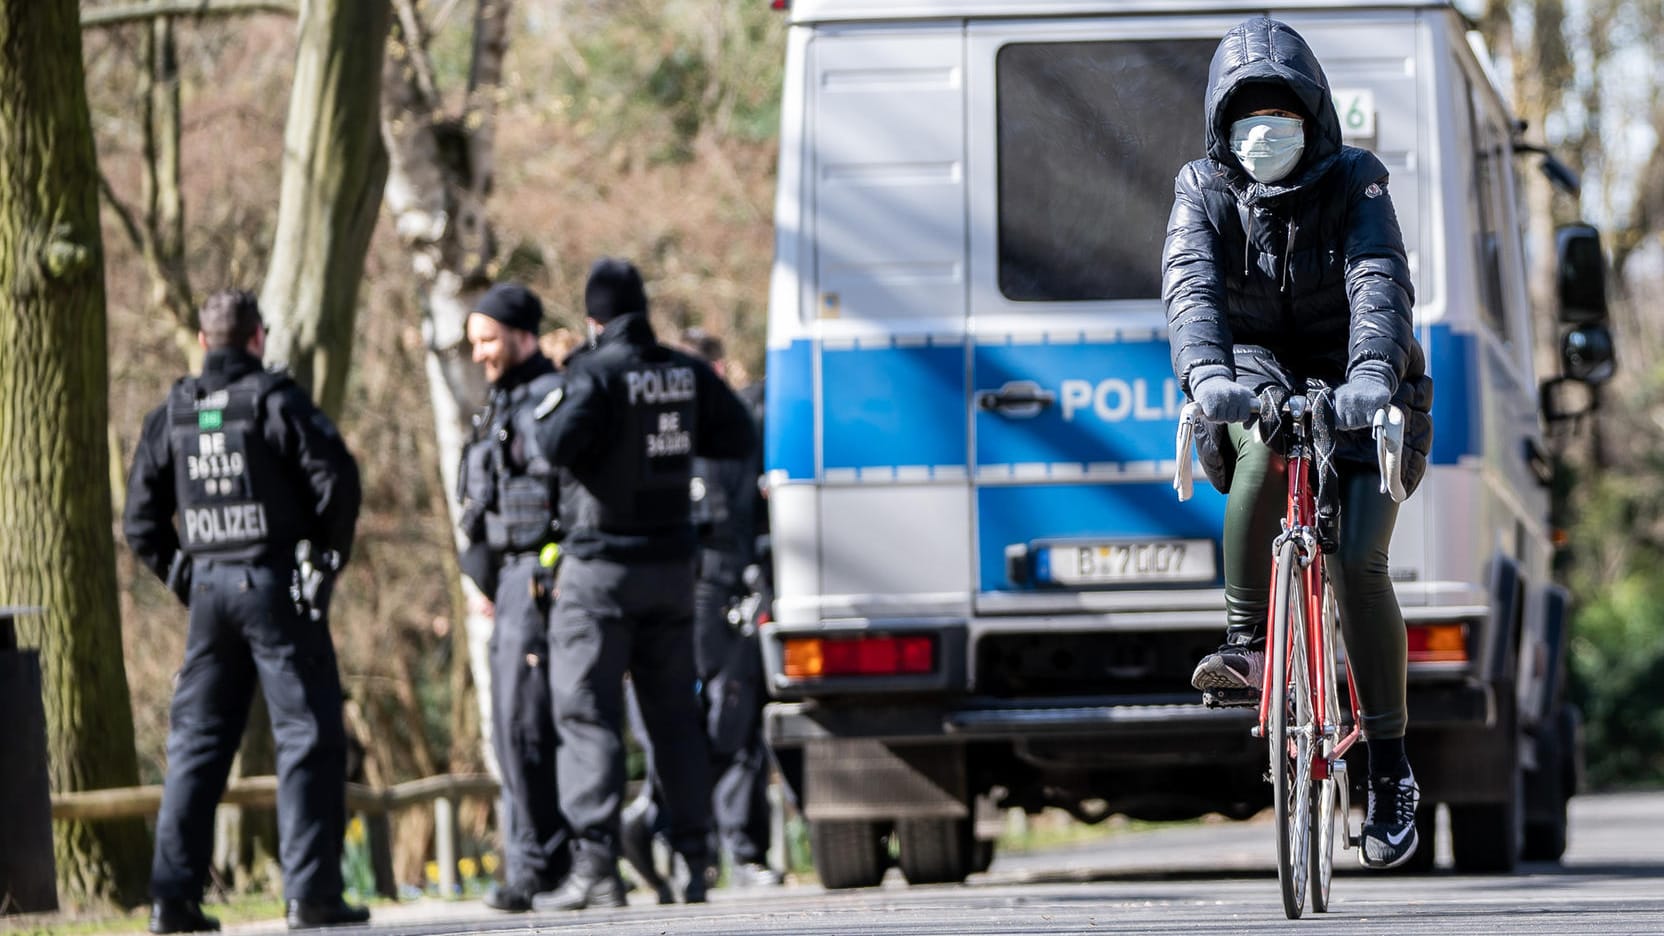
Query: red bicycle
[[1175, 387, 1407, 918]]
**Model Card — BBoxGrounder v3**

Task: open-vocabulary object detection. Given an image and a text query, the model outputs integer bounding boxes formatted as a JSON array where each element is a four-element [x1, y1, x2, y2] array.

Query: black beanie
[[584, 258, 648, 324], [473, 282, 543, 334], [1225, 80, 1308, 123]]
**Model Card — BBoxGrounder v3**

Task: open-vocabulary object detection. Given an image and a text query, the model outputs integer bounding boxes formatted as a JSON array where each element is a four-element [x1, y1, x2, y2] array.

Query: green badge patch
[[198, 410, 224, 431]]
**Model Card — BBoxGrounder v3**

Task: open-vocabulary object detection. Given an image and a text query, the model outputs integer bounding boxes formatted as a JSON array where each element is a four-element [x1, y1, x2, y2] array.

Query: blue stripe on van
[[1421, 324, 1480, 464], [973, 338, 1181, 469], [765, 341, 815, 481], [821, 341, 965, 472], [977, 482, 1228, 592]]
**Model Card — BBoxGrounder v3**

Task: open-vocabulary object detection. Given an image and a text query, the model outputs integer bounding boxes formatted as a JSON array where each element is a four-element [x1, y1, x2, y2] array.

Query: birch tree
[[379, 0, 513, 765]]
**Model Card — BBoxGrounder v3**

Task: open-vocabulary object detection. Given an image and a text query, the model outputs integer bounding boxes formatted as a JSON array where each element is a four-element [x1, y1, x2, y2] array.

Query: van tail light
[[782, 635, 935, 678], [770, 0, 789, 9], [1407, 622, 1468, 664]]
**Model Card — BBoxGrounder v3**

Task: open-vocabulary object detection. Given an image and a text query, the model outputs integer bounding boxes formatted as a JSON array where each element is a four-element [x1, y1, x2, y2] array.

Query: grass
[[0, 897, 293, 936]]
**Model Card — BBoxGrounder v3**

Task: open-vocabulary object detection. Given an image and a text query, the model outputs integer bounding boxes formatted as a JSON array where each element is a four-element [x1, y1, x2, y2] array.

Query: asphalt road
[[242, 792, 1660, 936]]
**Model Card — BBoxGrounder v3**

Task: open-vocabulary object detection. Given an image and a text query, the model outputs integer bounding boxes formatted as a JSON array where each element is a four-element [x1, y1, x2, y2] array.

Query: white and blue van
[[759, 0, 1611, 887]]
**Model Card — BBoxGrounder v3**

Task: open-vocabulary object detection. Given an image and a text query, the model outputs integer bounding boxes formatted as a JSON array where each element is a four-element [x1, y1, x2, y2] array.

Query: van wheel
[[1523, 708, 1577, 862], [895, 817, 973, 885], [810, 819, 889, 889], [1450, 762, 1523, 873]]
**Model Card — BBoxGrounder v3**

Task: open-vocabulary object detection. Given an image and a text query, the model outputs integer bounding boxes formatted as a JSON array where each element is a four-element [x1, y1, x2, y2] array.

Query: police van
[[760, 0, 1612, 887]]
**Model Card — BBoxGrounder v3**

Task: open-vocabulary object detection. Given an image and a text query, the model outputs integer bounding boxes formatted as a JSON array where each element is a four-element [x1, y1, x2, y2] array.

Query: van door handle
[[976, 381, 1055, 418]]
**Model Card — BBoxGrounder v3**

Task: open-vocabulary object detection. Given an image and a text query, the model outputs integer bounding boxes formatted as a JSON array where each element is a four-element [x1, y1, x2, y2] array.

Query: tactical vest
[[469, 371, 563, 554], [167, 371, 304, 561], [561, 356, 698, 538]]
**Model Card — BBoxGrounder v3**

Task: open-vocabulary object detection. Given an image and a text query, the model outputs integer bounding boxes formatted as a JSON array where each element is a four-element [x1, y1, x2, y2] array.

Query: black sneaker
[[1190, 643, 1265, 692], [1360, 763, 1421, 869]]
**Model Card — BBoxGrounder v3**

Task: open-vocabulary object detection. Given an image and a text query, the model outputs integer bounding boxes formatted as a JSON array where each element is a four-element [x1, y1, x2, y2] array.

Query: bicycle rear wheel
[[1269, 539, 1313, 920], [1310, 584, 1342, 913]]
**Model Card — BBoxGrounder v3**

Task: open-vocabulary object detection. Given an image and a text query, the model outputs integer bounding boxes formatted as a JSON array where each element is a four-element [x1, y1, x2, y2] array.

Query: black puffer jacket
[[1161, 17, 1432, 494]]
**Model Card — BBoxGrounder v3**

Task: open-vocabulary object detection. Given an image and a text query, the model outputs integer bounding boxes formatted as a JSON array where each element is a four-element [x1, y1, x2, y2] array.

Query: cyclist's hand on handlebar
[[1334, 376, 1393, 431], [1191, 373, 1258, 425]]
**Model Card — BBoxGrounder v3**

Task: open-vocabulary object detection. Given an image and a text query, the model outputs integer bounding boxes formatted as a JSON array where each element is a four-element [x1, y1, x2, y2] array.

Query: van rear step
[[945, 701, 1254, 736]]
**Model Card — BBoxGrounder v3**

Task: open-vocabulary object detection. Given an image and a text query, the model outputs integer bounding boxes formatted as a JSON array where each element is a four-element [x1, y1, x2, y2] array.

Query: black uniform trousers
[[150, 560, 347, 902], [626, 578, 771, 866], [548, 555, 712, 865], [693, 573, 771, 865], [488, 555, 569, 887]]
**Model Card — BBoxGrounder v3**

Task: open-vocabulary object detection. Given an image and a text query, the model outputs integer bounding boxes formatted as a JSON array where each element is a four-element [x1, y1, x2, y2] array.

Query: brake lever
[[1373, 405, 1409, 503], [1174, 402, 1199, 502]]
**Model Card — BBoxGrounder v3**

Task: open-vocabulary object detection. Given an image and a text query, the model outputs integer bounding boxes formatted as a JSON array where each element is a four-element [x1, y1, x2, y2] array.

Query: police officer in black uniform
[[123, 290, 368, 933], [528, 259, 756, 911], [619, 331, 778, 894], [455, 283, 572, 911]]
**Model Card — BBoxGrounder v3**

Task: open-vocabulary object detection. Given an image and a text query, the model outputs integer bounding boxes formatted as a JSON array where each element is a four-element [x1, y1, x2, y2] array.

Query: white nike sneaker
[[1360, 764, 1421, 869]]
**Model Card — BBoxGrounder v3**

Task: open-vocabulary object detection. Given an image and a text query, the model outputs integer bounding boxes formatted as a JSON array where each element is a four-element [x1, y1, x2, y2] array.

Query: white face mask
[[1229, 114, 1305, 183]]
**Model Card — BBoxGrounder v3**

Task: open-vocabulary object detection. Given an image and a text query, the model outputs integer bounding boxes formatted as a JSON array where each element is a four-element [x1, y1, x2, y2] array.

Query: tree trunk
[[380, 0, 514, 774], [0, 0, 149, 910], [260, 0, 392, 416]]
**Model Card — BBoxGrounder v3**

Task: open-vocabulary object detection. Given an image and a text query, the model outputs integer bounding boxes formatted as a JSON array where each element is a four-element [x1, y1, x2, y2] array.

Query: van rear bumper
[[767, 679, 1494, 751], [766, 696, 1254, 750]]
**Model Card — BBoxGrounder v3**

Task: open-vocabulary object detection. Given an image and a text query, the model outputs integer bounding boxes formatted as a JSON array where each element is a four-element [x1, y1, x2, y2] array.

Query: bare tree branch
[[390, 0, 440, 110], [80, 0, 297, 28], [97, 171, 151, 262]]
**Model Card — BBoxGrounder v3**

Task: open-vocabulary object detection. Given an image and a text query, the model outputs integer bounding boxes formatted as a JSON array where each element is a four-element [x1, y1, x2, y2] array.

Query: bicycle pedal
[[1202, 688, 1259, 709]]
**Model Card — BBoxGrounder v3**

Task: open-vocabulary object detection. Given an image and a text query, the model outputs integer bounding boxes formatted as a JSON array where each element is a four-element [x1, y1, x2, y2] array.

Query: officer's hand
[[1191, 374, 1258, 425], [468, 590, 495, 620], [1334, 376, 1393, 431]]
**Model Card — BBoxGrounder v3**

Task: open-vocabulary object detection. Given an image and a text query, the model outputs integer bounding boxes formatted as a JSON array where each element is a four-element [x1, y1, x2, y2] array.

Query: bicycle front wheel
[[1269, 538, 1313, 920]]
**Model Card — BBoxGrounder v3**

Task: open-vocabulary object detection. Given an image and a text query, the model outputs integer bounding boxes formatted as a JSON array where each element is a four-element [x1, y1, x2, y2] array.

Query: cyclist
[[1160, 16, 1434, 869]]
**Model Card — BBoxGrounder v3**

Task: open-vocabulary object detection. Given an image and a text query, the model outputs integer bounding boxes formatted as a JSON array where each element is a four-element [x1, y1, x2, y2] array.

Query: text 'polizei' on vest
[[626, 366, 695, 406]]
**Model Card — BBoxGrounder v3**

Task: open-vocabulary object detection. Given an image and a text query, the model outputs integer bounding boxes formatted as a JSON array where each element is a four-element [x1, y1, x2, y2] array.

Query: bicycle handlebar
[[1172, 399, 1408, 504]]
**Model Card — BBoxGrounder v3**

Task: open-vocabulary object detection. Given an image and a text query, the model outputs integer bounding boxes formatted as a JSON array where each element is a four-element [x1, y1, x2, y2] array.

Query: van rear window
[[997, 39, 1216, 302]]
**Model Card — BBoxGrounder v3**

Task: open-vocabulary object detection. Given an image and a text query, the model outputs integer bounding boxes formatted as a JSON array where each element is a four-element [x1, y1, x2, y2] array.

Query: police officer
[[620, 331, 778, 893], [529, 259, 756, 911], [455, 283, 572, 911], [123, 290, 367, 933]]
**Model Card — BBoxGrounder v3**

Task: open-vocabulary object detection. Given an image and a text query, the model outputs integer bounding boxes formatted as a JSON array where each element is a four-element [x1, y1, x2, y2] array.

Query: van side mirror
[[1560, 323, 1615, 384], [1540, 376, 1596, 424], [1555, 225, 1608, 325]]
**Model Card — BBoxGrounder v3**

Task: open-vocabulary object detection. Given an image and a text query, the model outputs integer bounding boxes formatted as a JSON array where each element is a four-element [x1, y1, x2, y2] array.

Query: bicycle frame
[[1257, 422, 1364, 776]]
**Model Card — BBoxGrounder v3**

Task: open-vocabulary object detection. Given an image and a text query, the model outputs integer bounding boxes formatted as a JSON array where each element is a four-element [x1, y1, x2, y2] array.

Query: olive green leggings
[[1223, 424, 1408, 739]]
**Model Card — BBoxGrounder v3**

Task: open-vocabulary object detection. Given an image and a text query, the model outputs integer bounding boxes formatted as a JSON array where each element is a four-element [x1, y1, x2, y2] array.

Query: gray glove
[[1190, 371, 1258, 425], [1334, 375, 1393, 430]]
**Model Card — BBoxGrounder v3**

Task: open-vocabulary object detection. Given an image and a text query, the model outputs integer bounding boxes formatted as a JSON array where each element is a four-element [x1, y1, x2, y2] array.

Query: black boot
[[148, 899, 220, 934], [677, 853, 713, 904], [482, 879, 538, 913], [285, 897, 371, 929], [531, 853, 627, 911], [620, 800, 673, 905]]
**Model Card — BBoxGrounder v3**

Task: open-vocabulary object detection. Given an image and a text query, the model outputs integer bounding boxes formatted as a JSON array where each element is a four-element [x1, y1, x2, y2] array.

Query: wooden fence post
[[433, 794, 458, 897]]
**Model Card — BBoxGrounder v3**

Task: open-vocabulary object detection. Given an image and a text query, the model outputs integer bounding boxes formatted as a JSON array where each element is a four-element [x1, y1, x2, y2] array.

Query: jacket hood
[[1205, 17, 1342, 196]]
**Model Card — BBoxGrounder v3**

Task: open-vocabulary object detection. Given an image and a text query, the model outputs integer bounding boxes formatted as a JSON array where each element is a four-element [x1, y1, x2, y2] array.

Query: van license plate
[[1039, 540, 1215, 585]]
